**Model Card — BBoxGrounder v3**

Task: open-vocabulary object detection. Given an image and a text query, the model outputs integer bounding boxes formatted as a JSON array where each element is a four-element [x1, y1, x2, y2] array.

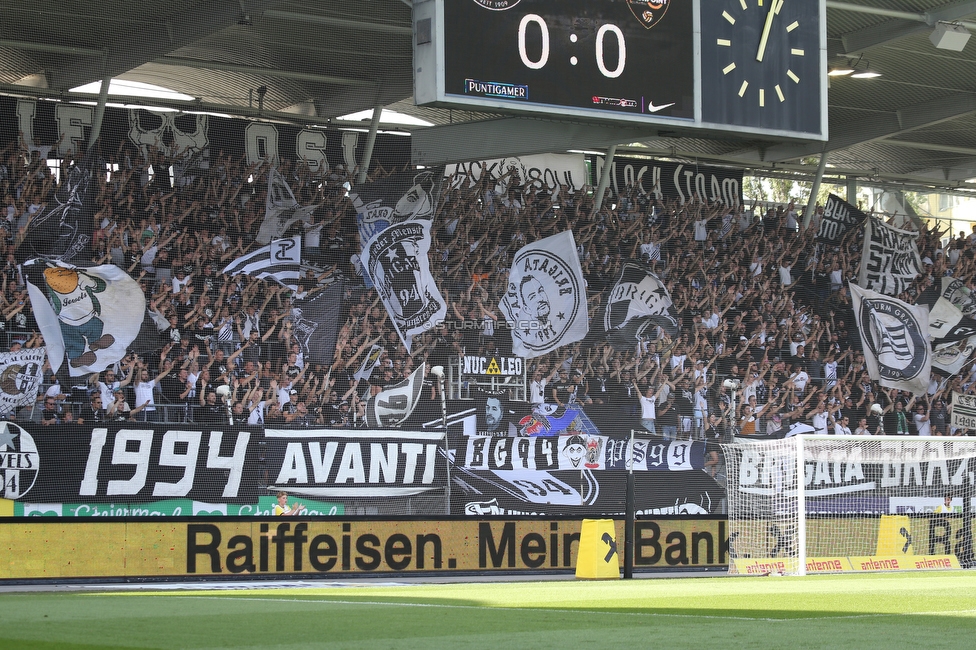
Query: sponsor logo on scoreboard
[[592, 96, 638, 109], [465, 79, 529, 100], [471, 0, 523, 10]]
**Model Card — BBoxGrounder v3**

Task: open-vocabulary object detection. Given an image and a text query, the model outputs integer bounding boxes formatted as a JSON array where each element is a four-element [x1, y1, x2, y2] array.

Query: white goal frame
[[722, 435, 976, 576]]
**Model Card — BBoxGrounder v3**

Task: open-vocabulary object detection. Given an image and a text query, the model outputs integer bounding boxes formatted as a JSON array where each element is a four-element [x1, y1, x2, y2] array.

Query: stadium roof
[[4, 1, 976, 194]]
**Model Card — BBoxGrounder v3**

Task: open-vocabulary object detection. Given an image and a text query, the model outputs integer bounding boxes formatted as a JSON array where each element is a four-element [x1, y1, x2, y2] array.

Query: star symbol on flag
[[557, 312, 565, 321], [0, 423, 18, 450], [385, 247, 399, 262]]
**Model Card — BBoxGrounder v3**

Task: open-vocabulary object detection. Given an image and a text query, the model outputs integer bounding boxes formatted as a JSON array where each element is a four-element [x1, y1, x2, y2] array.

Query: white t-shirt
[[811, 411, 829, 434], [914, 413, 931, 436], [529, 379, 548, 405], [638, 395, 656, 419], [134, 380, 156, 411]]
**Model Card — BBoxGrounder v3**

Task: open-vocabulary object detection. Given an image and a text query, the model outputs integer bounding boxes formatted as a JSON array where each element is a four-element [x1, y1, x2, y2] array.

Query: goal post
[[722, 435, 976, 575]]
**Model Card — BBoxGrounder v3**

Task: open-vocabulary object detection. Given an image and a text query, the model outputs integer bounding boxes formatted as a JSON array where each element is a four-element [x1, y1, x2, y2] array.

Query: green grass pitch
[[2, 573, 976, 649]]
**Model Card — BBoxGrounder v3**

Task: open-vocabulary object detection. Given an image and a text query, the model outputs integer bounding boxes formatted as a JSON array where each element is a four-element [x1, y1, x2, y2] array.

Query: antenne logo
[[471, 0, 523, 9], [0, 422, 39, 499], [627, 1, 670, 29]]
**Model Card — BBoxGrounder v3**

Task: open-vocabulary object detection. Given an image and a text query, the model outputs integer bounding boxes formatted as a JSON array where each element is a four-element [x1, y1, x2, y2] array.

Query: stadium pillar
[[624, 429, 635, 579], [357, 105, 382, 185], [846, 176, 858, 205], [592, 144, 617, 218], [802, 150, 828, 231], [89, 76, 111, 145]]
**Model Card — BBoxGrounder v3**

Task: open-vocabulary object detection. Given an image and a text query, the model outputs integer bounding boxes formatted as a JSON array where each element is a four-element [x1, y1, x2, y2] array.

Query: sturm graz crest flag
[[851, 283, 931, 395], [592, 260, 679, 351]]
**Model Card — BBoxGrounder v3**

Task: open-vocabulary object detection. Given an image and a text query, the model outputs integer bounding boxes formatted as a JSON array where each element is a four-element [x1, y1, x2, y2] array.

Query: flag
[[291, 280, 344, 367], [500, 231, 589, 358], [24, 260, 144, 376], [361, 220, 446, 354], [16, 148, 99, 264], [366, 363, 427, 428], [255, 169, 316, 245], [591, 260, 679, 351], [929, 295, 976, 345], [817, 194, 867, 244], [350, 168, 444, 247], [221, 236, 302, 289], [850, 283, 931, 395], [858, 217, 923, 296], [354, 345, 385, 381], [932, 337, 976, 376], [0, 348, 45, 415]]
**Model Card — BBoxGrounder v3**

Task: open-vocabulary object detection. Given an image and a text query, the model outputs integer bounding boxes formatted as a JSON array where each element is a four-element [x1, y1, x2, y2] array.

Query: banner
[[265, 426, 446, 498], [590, 260, 679, 351], [951, 392, 976, 430], [255, 169, 316, 245], [500, 231, 589, 358], [350, 167, 444, 247], [851, 283, 931, 395], [445, 154, 587, 194], [858, 217, 923, 296], [0, 348, 45, 415], [0, 422, 259, 503], [362, 221, 446, 353], [291, 280, 344, 367], [25, 261, 145, 376], [221, 236, 302, 289], [15, 147, 98, 265], [929, 295, 976, 345], [365, 363, 427, 428], [817, 193, 867, 244], [1, 97, 411, 179], [590, 155, 743, 207]]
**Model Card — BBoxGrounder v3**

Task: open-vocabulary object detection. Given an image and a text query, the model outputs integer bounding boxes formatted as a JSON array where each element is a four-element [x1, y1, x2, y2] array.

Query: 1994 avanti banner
[[0, 421, 724, 518]]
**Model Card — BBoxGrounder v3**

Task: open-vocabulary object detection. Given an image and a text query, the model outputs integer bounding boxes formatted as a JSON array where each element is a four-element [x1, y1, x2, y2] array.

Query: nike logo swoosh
[[647, 102, 675, 113]]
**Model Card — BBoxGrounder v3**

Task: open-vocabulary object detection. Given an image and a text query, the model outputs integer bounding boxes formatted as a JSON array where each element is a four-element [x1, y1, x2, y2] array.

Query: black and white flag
[[16, 147, 99, 265], [291, 280, 343, 367], [858, 217, 923, 296], [350, 168, 444, 247], [354, 344, 385, 381], [361, 220, 446, 354], [591, 260, 679, 351], [932, 337, 976, 376], [365, 363, 427, 428], [500, 231, 588, 358], [817, 193, 866, 245], [0, 348, 45, 415], [25, 261, 144, 377], [851, 283, 931, 395], [221, 236, 302, 289], [255, 169, 316, 245]]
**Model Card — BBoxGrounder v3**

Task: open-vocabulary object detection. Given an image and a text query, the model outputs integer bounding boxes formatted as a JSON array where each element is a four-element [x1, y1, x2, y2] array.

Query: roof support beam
[[762, 93, 976, 162], [47, 0, 280, 91], [155, 56, 376, 87], [264, 10, 412, 35], [0, 39, 103, 58]]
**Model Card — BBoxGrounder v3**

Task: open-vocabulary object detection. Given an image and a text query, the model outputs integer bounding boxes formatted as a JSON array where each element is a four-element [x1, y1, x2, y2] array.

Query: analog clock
[[701, 0, 823, 135]]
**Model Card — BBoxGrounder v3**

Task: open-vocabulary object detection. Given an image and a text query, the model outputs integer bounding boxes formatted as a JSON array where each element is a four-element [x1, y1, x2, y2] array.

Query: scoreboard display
[[413, 0, 827, 141]]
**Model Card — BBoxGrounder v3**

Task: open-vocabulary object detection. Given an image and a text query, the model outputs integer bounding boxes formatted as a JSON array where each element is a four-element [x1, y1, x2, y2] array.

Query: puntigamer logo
[[0, 422, 39, 499], [472, 0, 523, 10]]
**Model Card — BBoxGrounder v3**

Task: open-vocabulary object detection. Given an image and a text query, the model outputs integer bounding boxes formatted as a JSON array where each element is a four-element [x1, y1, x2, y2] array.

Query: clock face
[[701, 0, 823, 135]]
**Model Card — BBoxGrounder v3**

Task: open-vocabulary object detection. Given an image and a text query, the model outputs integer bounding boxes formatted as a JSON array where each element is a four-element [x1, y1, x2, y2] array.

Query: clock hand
[[756, 0, 784, 63]]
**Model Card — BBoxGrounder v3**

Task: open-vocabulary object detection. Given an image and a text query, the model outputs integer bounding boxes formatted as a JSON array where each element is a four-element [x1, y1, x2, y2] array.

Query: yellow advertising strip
[[0, 518, 730, 580], [734, 555, 960, 575]]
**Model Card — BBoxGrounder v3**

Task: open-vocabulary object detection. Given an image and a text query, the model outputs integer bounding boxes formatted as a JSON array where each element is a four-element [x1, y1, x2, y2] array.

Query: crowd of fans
[[1, 137, 974, 439]]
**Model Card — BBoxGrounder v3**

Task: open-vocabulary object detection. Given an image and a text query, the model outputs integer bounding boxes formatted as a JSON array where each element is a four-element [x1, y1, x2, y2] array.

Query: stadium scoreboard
[[413, 0, 827, 141]]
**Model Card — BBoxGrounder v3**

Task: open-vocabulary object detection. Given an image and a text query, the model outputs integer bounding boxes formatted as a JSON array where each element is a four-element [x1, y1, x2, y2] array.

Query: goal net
[[722, 435, 976, 575]]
